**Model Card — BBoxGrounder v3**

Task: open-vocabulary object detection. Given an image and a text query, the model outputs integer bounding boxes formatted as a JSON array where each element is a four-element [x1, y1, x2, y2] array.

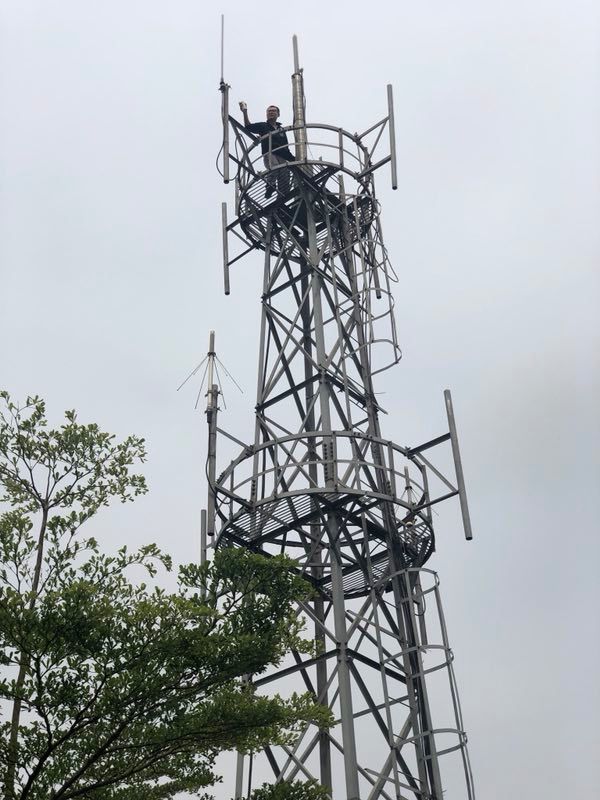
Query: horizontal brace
[[351, 692, 409, 721], [224, 211, 249, 232], [253, 649, 338, 687], [348, 648, 406, 684], [328, 374, 371, 409], [264, 269, 308, 300], [226, 246, 259, 269], [411, 489, 459, 515], [357, 155, 391, 179], [224, 153, 247, 169], [215, 427, 251, 451], [406, 432, 451, 456], [357, 116, 388, 140], [257, 376, 315, 411]]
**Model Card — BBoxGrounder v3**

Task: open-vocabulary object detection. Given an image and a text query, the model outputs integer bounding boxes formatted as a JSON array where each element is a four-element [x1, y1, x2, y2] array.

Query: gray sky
[[1, 1, 599, 797]]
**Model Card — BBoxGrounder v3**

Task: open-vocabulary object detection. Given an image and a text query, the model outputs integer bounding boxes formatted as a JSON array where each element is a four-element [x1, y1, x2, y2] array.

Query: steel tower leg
[[303, 188, 362, 799], [330, 516, 360, 800], [299, 257, 333, 791]]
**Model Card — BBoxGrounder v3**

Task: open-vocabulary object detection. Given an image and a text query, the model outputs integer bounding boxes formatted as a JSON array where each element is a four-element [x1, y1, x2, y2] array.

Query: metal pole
[[444, 389, 473, 540], [206, 332, 218, 539], [306, 190, 359, 799], [297, 228, 333, 790], [292, 35, 307, 161], [220, 14, 225, 83], [222, 82, 230, 184], [207, 331, 215, 394], [222, 202, 230, 295], [387, 84, 398, 191], [219, 17, 230, 183], [330, 521, 361, 800], [235, 752, 244, 800], [206, 382, 218, 540], [200, 508, 207, 566], [389, 564, 436, 796], [200, 508, 207, 601]]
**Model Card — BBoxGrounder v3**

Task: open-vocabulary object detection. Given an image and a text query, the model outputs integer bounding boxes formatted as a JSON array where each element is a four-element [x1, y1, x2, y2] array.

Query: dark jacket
[[245, 121, 295, 161]]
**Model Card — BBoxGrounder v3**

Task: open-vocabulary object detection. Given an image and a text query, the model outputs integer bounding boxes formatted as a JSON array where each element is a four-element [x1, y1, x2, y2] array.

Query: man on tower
[[239, 102, 295, 198]]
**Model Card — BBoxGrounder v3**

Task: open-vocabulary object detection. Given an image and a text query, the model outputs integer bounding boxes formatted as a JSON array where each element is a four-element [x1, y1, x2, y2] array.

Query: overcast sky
[[1, 1, 599, 798]]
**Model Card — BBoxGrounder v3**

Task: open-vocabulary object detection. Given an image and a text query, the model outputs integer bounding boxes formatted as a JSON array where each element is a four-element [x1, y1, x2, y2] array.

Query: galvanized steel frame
[[213, 45, 474, 800]]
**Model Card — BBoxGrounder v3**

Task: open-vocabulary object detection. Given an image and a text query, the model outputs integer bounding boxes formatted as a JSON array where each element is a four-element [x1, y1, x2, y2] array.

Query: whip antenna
[[220, 14, 225, 84], [218, 14, 230, 183]]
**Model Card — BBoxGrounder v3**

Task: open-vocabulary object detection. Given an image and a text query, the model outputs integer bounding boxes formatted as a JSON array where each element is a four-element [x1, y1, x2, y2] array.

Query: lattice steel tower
[[207, 36, 475, 800]]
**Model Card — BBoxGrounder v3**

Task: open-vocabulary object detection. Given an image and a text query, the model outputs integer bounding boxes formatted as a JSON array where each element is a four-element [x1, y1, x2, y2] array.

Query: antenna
[[218, 15, 230, 183], [220, 14, 225, 85], [180, 331, 242, 571], [177, 329, 241, 409], [291, 35, 307, 161], [205, 330, 218, 540]]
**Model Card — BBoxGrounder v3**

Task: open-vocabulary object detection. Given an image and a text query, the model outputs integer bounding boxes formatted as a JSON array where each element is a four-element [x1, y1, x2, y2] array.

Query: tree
[[0, 392, 329, 799], [247, 780, 330, 800]]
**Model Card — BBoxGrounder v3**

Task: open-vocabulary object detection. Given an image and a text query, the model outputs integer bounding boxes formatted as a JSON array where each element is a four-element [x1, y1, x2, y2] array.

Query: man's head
[[266, 105, 280, 123]]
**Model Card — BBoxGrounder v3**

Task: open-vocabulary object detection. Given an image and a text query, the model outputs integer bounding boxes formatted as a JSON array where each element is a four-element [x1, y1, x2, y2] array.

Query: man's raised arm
[[239, 101, 253, 131]]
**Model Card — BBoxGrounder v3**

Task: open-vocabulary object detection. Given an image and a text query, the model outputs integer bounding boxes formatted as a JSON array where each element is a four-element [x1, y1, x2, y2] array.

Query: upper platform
[[227, 120, 392, 258], [235, 123, 379, 257]]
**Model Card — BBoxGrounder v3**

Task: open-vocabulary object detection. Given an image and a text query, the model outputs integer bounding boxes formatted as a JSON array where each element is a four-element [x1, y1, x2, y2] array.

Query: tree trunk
[[5, 505, 49, 800]]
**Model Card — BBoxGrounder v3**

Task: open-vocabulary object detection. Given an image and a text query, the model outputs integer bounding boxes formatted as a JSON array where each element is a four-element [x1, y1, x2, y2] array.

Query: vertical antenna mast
[[220, 14, 225, 84], [291, 35, 307, 161], [219, 15, 230, 183], [205, 330, 218, 540]]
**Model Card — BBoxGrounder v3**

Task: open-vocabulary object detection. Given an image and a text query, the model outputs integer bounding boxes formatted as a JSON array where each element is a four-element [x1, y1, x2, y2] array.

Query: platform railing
[[232, 122, 378, 194], [213, 430, 432, 521]]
